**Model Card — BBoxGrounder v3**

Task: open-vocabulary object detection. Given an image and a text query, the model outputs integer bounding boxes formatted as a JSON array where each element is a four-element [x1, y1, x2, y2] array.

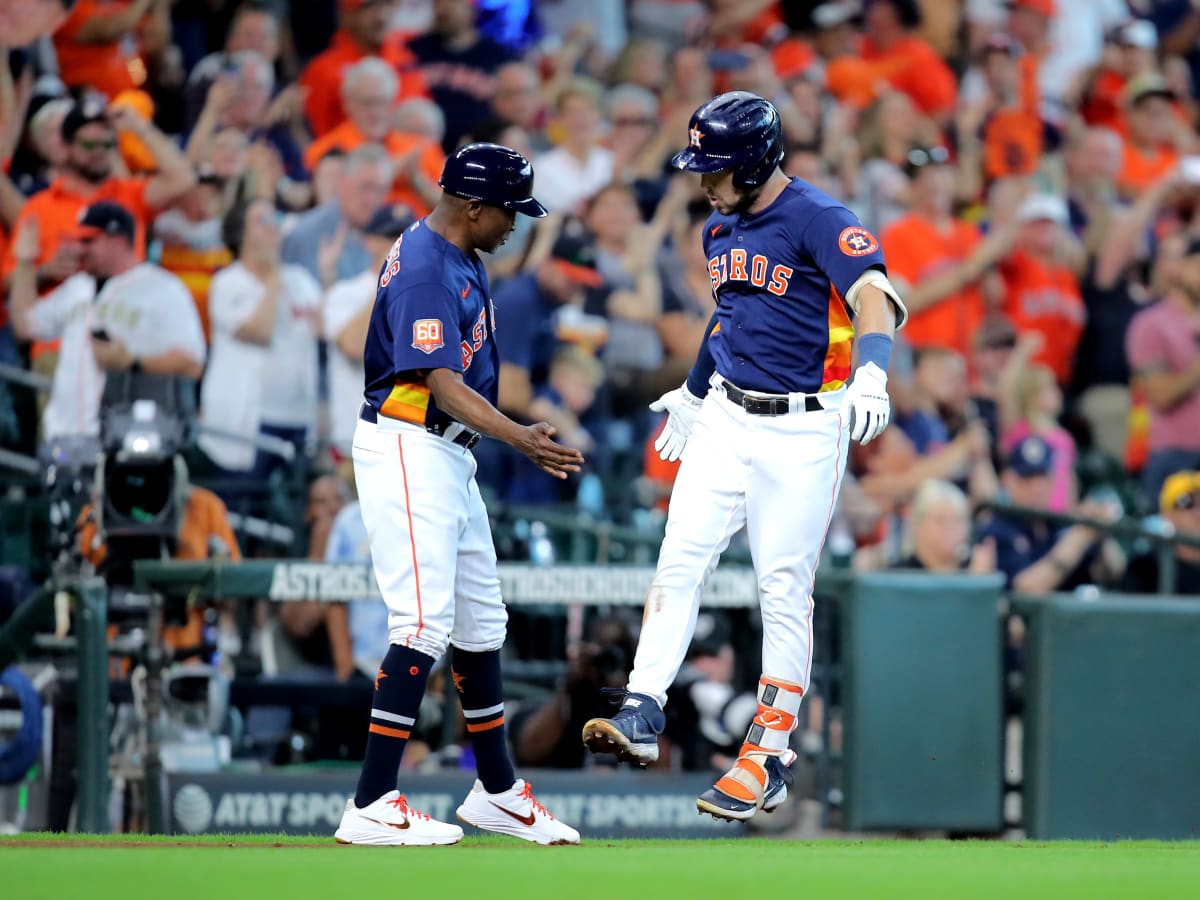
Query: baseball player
[[582, 92, 908, 821], [335, 143, 583, 847]]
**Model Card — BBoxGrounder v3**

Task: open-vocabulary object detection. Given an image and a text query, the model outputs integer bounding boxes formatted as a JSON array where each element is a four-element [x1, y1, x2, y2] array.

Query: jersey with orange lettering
[[702, 177, 888, 395], [361, 218, 498, 432]]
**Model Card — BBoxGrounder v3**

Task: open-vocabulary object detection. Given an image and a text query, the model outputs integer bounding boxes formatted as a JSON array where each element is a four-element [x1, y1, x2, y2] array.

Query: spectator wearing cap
[[857, 0, 957, 125], [303, 57, 444, 217], [154, 169, 234, 344], [980, 434, 1125, 592], [998, 192, 1086, 386], [323, 203, 414, 456], [299, 0, 428, 139], [1078, 19, 1162, 133], [8, 201, 206, 440], [1124, 470, 1200, 595], [1004, 0, 1057, 116], [198, 197, 322, 481], [281, 143, 393, 288], [1117, 73, 1187, 199], [879, 145, 1008, 358], [1126, 236, 1200, 505], [533, 79, 616, 217], [405, 0, 518, 153], [51, 0, 169, 101]]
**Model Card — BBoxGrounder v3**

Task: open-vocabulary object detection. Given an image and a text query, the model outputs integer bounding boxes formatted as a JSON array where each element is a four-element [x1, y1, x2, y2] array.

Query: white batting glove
[[840, 361, 890, 445], [649, 383, 703, 462]]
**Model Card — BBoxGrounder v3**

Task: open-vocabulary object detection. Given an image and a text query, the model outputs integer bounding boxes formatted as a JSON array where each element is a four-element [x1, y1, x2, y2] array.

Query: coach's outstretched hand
[[518, 422, 585, 479]]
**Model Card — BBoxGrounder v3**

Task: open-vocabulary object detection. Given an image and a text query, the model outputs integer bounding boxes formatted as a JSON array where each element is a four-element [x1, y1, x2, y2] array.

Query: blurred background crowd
[[4, 0, 1200, 783]]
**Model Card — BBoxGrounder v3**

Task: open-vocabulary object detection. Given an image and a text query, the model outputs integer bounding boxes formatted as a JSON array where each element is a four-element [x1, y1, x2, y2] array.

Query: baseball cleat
[[582, 691, 664, 766], [335, 790, 463, 846], [456, 779, 580, 845], [697, 749, 796, 822]]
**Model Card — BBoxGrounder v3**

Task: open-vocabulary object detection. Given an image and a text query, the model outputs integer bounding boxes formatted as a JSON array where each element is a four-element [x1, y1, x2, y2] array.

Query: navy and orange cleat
[[697, 749, 797, 822], [581, 690, 665, 766]]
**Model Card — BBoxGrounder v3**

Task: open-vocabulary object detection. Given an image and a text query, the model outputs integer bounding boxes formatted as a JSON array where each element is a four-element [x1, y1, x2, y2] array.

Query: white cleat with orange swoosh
[[456, 779, 581, 845], [335, 791, 463, 846]]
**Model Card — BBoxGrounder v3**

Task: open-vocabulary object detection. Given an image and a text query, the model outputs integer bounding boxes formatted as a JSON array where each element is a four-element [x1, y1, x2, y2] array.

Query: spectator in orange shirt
[[1000, 193, 1087, 386], [1006, 0, 1054, 116], [970, 32, 1062, 182], [1079, 19, 1160, 134], [880, 146, 1009, 358], [859, 0, 957, 124], [53, 0, 170, 100], [299, 0, 427, 139], [303, 57, 443, 217], [1117, 73, 1186, 200], [3, 97, 196, 294]]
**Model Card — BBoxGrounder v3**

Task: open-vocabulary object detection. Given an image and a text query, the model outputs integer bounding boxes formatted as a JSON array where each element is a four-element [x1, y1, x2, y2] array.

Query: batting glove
[[649, 383, 703, 462], [840, 361, 890, 445]]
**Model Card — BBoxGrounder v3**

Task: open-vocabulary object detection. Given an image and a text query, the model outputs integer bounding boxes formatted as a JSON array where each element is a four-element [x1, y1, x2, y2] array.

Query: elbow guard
[[845, 268, 908, 330]]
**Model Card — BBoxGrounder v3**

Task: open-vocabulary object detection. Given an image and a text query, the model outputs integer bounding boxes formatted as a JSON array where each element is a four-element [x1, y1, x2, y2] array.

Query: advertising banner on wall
[[166, 770, 744, 839]]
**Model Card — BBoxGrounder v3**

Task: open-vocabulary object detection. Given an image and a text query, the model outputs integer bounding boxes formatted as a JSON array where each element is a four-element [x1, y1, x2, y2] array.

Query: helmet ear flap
[[732, 133, 784, 191]]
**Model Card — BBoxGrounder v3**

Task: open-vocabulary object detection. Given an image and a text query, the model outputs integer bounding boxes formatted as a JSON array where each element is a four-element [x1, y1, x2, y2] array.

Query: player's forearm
[[855, 285, 897, 338], [685, 309, 719, 397], [426, 369, 528, 446]]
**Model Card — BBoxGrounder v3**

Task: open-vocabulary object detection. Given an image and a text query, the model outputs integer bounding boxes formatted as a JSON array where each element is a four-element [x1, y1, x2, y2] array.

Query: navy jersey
[[362, 219, 499, 432], [703, 178, 888, 394]]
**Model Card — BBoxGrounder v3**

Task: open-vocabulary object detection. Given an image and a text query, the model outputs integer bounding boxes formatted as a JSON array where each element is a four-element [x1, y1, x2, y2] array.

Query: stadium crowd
[[4, 0, 1200, 775]]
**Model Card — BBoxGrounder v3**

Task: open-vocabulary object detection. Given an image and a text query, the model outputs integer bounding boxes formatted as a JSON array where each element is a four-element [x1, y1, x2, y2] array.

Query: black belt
[[720, 379, 823, 416], [359, 404, 481, 449]]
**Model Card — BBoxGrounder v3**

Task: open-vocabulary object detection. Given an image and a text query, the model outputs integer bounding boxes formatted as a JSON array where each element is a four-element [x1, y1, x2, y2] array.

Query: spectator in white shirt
[[198, 197, 321, 480], [532, 78, 615, 216], [323, 204, 414, 457], [8, 202, 206, 441]]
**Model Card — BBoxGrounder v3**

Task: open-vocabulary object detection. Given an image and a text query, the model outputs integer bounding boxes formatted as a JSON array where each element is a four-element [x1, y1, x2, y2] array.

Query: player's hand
[[840, 361, 890, 445], [649, 383, 702, 463], [517, 422, 584, 479]]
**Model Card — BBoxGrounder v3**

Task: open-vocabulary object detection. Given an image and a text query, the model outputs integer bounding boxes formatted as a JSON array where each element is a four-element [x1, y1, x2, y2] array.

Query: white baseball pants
[[627, 380, 849, 707], [352, 416, 507, 660]]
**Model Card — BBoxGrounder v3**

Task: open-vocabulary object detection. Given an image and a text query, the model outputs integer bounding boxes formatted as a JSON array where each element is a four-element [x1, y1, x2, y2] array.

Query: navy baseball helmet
[[439, 142, 548, 217], [670, 91, 784, 190]]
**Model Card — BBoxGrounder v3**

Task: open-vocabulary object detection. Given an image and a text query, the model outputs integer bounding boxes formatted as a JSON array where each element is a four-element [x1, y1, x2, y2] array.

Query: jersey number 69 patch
[[412, 318, 445, 354]]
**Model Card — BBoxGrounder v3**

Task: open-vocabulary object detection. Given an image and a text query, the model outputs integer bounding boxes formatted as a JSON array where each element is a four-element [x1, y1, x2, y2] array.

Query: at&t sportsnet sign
[[167, 772, 742, 839]]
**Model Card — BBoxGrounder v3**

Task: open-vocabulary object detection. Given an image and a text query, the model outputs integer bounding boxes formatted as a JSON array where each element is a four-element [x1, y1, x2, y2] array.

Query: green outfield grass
[[4, 835, 1199, 900]]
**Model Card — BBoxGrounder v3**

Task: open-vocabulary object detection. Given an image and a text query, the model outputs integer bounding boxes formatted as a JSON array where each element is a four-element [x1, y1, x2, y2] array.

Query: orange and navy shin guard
[[712, 676, 804, 807]]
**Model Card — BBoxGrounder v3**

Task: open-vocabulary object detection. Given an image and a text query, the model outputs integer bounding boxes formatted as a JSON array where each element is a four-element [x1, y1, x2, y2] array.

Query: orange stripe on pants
[[397, 435, 424, 645]]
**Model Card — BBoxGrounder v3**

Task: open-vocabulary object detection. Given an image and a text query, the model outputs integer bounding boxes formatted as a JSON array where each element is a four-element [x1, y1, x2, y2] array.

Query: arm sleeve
[[685, 309, 720, 398], [386, 280, 465, 373], [803, 206, 888, 301]]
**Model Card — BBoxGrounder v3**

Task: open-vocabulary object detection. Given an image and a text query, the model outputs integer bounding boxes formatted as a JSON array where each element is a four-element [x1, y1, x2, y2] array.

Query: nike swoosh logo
[[489, 802, 536, 827], [363, 815, 410, 830], [462, 284, 470, 298], [709, 225, 722, 237]]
